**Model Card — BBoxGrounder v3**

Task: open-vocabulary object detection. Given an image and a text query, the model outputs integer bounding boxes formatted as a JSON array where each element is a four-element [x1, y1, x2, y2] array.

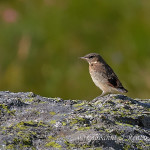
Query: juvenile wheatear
[[80, 53, 128, 96]]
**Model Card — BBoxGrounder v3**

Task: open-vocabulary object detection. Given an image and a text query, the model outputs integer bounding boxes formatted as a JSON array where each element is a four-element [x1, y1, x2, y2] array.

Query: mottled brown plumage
[[80, 53, 128, 96]]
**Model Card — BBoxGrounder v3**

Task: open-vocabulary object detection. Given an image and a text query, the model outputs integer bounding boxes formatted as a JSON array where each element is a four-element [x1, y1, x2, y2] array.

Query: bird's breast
[[89, 68, 107, 89]]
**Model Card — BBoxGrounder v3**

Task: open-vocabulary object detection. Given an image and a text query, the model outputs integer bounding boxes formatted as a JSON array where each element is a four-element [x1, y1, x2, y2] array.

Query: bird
[[80, 53, 128, 96]]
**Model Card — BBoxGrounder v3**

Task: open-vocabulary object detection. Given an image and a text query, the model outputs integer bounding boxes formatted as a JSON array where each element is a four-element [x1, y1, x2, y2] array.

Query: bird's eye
[[89, 56, 94, 59]]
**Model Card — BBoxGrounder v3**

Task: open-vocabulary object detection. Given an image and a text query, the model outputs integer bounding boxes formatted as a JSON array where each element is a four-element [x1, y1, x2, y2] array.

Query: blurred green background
[[0, 0, 150, 100]]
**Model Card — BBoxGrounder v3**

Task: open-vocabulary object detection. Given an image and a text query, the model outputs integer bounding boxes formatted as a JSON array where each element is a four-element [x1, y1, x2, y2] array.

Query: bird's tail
[[117, 87, 128, 93]]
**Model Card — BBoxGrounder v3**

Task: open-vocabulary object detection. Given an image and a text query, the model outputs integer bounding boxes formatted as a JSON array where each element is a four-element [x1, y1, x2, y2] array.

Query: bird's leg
[[100, 91, 106, 96]]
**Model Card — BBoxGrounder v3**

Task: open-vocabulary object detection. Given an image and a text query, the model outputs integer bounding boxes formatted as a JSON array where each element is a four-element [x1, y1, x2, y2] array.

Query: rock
[[0, 91, 149, 150]]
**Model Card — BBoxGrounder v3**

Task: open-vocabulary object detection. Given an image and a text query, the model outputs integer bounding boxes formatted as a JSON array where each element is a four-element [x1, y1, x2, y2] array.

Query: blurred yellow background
[[0, 0, 150, 100]]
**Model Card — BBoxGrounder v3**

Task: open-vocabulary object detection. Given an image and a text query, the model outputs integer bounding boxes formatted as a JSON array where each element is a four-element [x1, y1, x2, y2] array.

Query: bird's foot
[[100, 92, 106, 97]]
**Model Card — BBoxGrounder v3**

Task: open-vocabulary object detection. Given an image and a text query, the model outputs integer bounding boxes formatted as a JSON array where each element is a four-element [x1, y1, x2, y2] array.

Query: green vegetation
[[0, 1, 150, 99]]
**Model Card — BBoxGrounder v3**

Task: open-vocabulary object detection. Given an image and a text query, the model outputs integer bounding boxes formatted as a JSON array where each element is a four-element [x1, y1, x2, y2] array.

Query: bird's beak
[[80, 57, 87, 60]]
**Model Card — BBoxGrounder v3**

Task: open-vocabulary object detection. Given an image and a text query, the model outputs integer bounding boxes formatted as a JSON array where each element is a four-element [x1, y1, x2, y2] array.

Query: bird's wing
[[104, 64, 124, 88]]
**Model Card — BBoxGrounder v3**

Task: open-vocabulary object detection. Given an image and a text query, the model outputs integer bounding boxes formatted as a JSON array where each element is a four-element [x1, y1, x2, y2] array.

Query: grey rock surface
[[0, 91, 150, 150]]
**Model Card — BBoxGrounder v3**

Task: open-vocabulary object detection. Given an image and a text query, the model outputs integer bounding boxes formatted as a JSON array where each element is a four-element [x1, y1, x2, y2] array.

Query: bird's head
[[80, 53, 103, 64]]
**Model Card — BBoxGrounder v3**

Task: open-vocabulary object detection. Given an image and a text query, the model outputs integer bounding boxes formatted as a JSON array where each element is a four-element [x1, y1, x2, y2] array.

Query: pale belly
[[89, 71, 117, 93]]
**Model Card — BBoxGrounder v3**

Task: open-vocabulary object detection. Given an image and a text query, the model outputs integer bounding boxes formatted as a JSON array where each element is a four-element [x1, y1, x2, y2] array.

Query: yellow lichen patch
[[50, 120, 56, 124], [37, 121, 48, 127], [45, 141, 61, 148], [49, 111, 56, 115], [115, 122, 133, 127], [77, 127, 90, 131], [13, 122, 28, 130], [74, 102, 85, 107], [62, 122, 67, 126], [0, 104, 16, 115], [6, 144, 14, 150], [64, 141, 75, 148], [24, 98, 34, 103]]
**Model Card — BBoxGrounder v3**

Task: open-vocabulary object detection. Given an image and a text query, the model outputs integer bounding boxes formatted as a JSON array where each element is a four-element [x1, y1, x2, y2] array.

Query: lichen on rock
[[0, 91, 149, 150]]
